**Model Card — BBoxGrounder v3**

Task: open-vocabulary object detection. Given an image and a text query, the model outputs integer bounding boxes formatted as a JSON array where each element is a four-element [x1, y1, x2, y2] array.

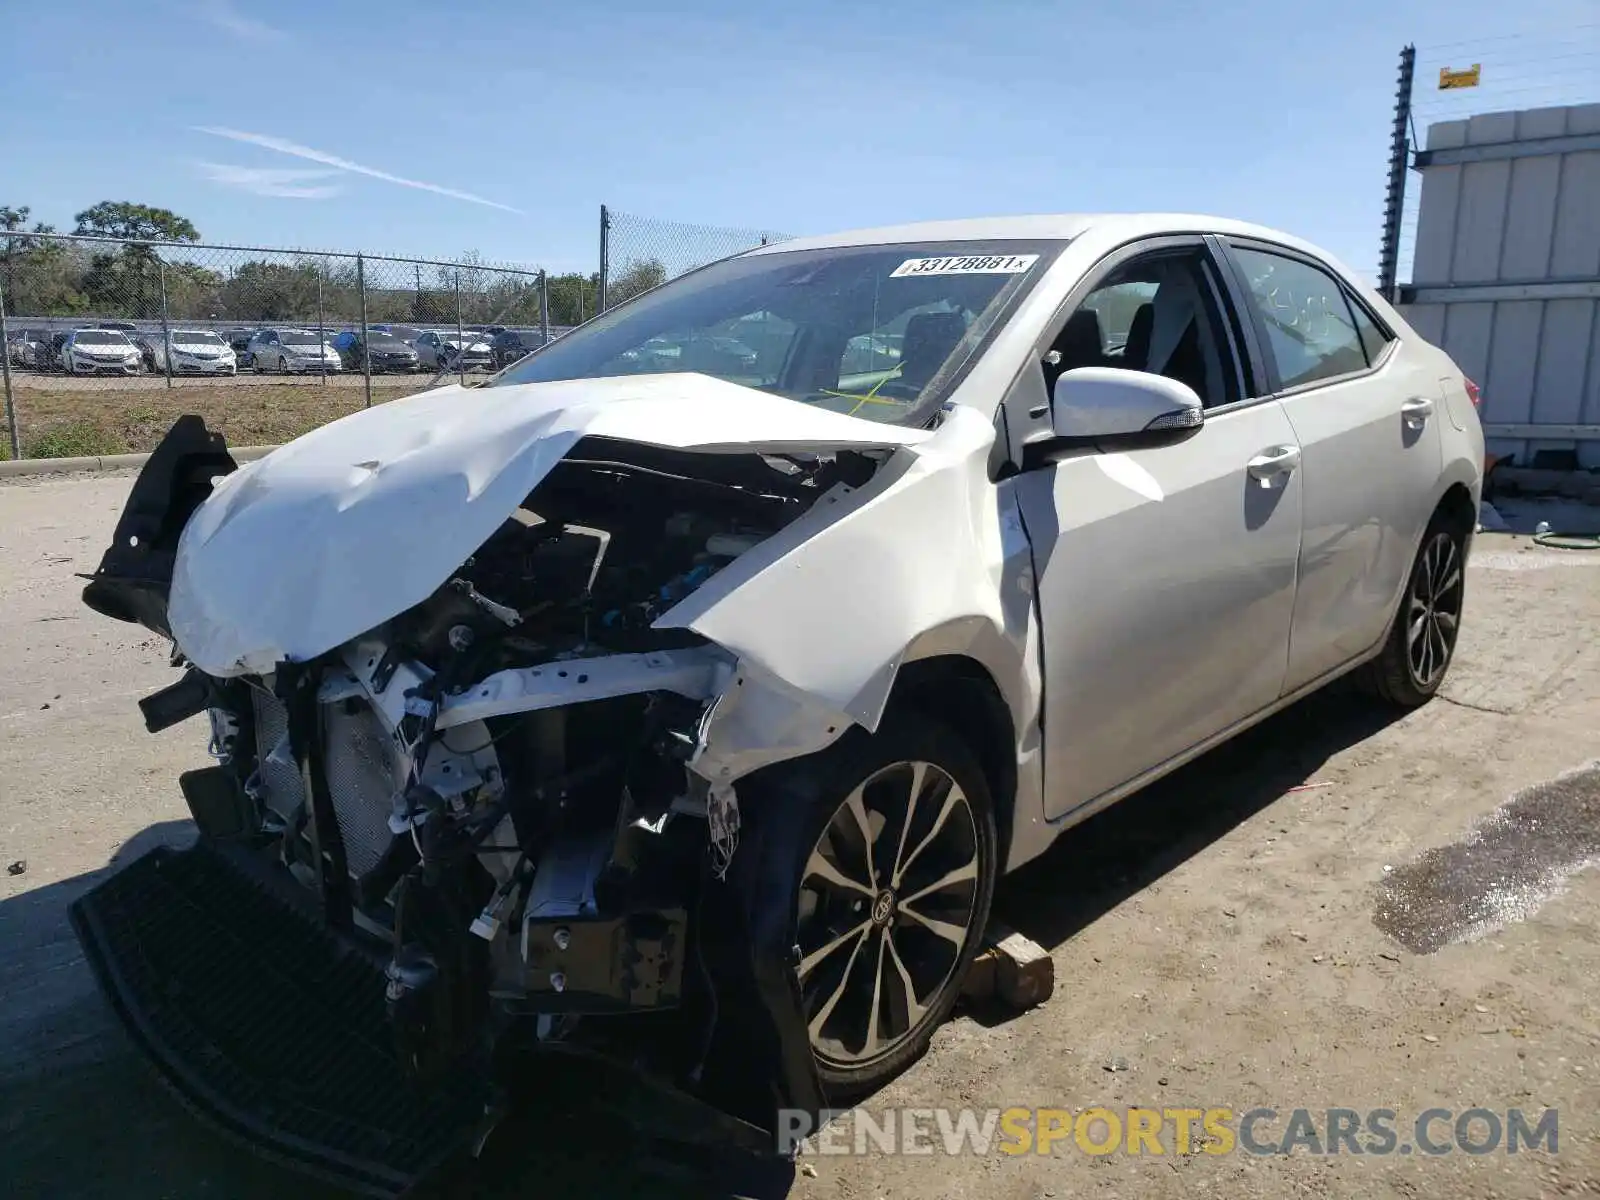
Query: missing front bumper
[[69, 841, 493, 1198]]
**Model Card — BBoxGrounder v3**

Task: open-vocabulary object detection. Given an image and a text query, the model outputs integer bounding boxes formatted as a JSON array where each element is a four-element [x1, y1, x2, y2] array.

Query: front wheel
[[279, 355, 290, 375], [789, 717, 997, 1095], [1362, 516, 1468, 706]]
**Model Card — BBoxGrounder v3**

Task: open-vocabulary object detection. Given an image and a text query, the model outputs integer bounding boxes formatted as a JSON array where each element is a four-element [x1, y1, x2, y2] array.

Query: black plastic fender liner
[[68, 841, 493, 1198], [695, 766, 834, 1142], [80, 414, 238, 637]]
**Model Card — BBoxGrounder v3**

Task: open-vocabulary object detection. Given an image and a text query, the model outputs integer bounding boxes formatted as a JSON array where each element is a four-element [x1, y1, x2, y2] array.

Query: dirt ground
[[3, 371, 464, 457], [1, 472, 1598, 1200]]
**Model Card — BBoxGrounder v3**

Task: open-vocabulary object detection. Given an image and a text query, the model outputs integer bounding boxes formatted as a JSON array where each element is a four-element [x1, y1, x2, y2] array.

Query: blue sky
[[1, 0, 1594, 276]]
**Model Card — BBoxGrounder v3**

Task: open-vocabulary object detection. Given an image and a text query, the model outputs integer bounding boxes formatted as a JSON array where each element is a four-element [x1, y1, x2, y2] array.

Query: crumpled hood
[[167, 372, 930, 677]]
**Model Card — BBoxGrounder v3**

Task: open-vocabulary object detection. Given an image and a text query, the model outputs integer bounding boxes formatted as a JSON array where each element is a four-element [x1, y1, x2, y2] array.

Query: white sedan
[[75, 213, 1483, 1190], [61, 328, 142, 375], [150, 329, 238, 375]]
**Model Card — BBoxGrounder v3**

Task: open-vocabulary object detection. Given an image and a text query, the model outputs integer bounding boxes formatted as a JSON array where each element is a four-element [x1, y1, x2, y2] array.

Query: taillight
[[1463, 377, 1481, 408]]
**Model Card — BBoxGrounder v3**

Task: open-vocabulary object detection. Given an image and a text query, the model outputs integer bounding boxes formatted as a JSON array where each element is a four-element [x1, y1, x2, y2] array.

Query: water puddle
[[1373, 762, 1600, 954]]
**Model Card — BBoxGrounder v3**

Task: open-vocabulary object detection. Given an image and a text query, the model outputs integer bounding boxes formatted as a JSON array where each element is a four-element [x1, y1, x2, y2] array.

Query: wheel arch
[[883, 654, 1019, 871]]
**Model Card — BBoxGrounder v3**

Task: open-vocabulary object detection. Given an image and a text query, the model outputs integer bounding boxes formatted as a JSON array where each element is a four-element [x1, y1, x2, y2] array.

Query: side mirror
[[1051, 367, 1205, 441]]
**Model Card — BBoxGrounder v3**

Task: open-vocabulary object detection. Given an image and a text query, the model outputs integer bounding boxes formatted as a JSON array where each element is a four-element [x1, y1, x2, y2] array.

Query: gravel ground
[[2, 473, 1598, 1199]]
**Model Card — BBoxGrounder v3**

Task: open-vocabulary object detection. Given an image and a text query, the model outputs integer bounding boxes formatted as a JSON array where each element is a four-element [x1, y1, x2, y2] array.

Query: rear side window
[[1346, 294, 1393, 365], [1231, 247, 1368, 390]]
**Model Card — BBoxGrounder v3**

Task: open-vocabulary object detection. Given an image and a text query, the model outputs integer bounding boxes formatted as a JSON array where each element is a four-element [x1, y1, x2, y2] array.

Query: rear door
[[1010, 237, 1305, 819], [1220, 240, 1443, 692]]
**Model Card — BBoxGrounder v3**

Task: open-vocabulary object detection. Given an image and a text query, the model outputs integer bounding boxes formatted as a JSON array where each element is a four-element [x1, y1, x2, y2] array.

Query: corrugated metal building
[[1400, 102, 1600, 468]]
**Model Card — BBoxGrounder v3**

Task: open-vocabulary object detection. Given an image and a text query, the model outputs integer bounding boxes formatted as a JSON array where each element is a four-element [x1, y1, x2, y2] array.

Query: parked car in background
[[131, 334, 160, 374], [490, 328, 545, 367], [248, 329, 343, 374], [96, 320, 140, 333], [384, 324, 425, 345], [61, 328, 143, 375], [224, 330, 257, 368], [6, 328, 48, 368], [413, 329, 494, 371], [332, 330, 420, 373], [151, 329, 238, 375], [43, 331, 70, 371]]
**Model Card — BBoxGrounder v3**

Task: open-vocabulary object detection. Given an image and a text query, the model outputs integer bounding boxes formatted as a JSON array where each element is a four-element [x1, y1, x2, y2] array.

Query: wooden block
[[959, 924, 1053, 1009], [994, 930, 1053, 1009], [961, 948, 999, 1000]]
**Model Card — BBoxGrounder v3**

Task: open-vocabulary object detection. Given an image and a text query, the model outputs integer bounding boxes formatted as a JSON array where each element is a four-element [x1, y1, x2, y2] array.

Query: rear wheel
[[278, 355, 290, 375], [790, 718, 996, 1095], [1362, 516, 1467, 706]]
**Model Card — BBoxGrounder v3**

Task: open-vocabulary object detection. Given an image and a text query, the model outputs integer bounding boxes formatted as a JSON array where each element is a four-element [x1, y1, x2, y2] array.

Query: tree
[[2, 203, 82, 315], [606, 258, 667, 307], [218, 260, 323, 322], [73, 201, 199, 243]]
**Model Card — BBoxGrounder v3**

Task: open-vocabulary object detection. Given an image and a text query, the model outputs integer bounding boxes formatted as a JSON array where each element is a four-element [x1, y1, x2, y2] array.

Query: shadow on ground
[[0, 686, 1400, 1199], [990, 682, 1400, 961]]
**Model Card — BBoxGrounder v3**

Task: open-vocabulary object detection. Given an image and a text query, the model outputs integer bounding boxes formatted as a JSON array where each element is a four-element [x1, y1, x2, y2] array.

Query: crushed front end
[[69, 410, 878, 1195]]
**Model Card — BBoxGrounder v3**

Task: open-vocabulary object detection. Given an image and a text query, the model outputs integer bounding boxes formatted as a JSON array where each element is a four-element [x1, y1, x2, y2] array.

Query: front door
[[1010, 241, 1305, 820]]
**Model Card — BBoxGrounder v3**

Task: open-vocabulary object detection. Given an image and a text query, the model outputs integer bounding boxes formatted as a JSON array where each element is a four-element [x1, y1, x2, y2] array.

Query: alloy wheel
[[796, 760, 982, 1070], [1406, 530, 1463, 689]]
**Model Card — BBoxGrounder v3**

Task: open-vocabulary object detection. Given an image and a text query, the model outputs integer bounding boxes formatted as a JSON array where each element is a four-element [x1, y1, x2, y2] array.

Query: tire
[[278, 355, 290, 375], [772, 715, 998, 1097], [1362, 513, 1468, 707]]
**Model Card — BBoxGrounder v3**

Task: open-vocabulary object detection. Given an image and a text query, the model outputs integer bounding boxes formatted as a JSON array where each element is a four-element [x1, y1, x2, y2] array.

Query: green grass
[[20, 418, 128, 460]]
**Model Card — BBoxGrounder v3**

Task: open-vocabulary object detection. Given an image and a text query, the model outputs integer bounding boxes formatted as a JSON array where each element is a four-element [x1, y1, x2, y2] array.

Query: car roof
[[743, 212, 1336, 262]]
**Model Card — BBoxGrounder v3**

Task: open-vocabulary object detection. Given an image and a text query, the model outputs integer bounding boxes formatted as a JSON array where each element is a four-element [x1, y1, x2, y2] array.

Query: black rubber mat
[[69, 843, 491, 1197]]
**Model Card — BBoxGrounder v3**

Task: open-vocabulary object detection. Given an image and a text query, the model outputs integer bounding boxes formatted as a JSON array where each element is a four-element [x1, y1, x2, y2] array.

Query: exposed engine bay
[[145, 434, 871, 1077]]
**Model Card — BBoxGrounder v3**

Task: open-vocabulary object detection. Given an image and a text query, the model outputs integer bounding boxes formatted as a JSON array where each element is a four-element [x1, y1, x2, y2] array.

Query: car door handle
[[1401, 396, 1435, 425], [1247, 445, 1301, 480]]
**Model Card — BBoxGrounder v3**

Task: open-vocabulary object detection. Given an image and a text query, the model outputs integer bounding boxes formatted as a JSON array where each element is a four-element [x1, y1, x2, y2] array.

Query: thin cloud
[[194, 126, 523, 214], [196, 0, 283, 41], [198, 162, 345, 200]]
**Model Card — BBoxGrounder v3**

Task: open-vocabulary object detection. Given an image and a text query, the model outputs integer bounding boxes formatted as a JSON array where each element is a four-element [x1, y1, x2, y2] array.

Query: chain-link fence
[[1386, 25, 1600, 289], [598, 206, 793, 312], [0, 231, 560, 460]]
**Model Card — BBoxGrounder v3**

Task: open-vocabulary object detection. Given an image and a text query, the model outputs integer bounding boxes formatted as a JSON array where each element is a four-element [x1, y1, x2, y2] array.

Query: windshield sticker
[[890, 253, 1039, 278]]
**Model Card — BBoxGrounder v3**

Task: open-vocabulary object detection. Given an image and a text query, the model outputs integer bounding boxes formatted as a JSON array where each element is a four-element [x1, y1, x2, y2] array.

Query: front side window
[[1231, 247, 1368, 390], [1044, 248, 1241, 409], [492, 241, 1063, 425]]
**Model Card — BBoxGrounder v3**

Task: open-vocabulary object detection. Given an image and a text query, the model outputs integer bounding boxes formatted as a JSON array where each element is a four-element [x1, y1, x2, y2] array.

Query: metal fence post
[[1378, 43, 1417, 301], [598, 204, 610, 313], [357, 253, 372, 409], [0, 270, 18, 460], [317, 264, 326, 385], [158, 258, 174, 389], [539, 270, 549, 344], [455, 270, 466, 386]]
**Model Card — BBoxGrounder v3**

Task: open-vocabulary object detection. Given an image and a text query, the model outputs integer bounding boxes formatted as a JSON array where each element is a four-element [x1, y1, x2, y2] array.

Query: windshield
[[491, 241, 1059, 423], [281, 333, 323, 347], [76, 331, 131, 346], [173, 331, 225, 347], [369, 334, 408, 348]]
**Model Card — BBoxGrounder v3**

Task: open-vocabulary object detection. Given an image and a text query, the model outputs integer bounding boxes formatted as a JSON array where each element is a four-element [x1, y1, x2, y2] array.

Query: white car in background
[[248, 329, 343, 375], [61, 328, 143, 375], [413, 328, 494, 371], [151, 329, 238, 376]]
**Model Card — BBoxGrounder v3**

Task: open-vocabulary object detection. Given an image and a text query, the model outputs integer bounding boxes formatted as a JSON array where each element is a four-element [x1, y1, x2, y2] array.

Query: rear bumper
[[70, 840, 494, 1198]]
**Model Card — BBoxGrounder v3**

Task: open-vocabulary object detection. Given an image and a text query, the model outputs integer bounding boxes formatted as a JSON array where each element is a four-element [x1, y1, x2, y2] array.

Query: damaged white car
[[73, 214, 1483, 1194]]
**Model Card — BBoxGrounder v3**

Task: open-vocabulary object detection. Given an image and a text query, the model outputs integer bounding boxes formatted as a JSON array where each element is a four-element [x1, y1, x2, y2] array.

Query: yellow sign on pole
[[1439, 64, 1482, 90]]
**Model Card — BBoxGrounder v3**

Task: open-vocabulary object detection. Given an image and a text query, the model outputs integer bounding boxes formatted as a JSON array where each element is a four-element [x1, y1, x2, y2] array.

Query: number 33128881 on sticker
[[890, 254, 1040, 278]]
